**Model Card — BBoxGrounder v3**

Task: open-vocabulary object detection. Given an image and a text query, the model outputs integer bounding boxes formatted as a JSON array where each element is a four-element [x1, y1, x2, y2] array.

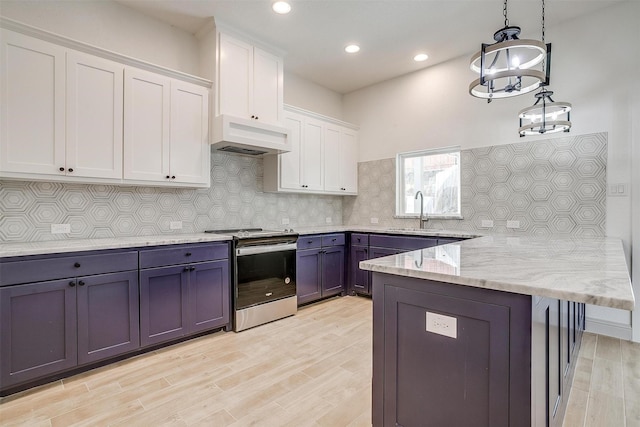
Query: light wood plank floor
[[0, 296, 638, 426]]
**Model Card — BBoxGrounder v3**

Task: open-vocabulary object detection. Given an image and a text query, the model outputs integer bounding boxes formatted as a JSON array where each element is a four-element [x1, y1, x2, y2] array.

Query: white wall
[[343, 1, 639, 340], [284, 72, 344, 120], [0, 0, 201, 76]]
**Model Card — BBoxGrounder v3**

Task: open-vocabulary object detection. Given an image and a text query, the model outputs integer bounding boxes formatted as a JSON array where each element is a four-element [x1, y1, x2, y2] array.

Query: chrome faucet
[[415, 191, 428, 229]]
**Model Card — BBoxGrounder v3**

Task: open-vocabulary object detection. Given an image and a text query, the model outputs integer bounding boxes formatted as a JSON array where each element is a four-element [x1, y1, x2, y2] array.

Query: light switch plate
[[51, 224, 71, 234], [370, 217, 379, 224], [281, 218, 290, 225], [169, 221, 183, 230], [426, 312, 457, 339], [325, 217, 332, 224], [608, 183, 628, 197], [506, 220, 520, 229], [481, 219, 494, 228]]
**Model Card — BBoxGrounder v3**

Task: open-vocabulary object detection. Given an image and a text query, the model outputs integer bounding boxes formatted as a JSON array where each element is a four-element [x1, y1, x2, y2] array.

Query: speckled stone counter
[[0, 233, 233, 258], [295, 225, 481, 239], [360, 235, 635, 310]]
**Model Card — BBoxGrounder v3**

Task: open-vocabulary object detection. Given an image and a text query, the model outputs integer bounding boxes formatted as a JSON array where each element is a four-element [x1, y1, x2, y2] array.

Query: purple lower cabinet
[[0, 279, 78, 389], [349, 245, 369, 295], [296, 248, 322, 305], [77, 271, 140, 365], [139, 265, 189, 347], [189, 260, 230, 334], [321, 246, 345, 297], [372, 273, 532, 427]]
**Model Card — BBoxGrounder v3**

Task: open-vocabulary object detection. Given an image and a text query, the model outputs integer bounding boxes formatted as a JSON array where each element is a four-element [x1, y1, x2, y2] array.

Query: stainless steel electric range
[[205, 228, 298, 331]]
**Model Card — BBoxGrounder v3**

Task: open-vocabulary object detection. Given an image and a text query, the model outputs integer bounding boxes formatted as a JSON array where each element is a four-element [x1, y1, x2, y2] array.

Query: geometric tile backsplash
[[344, 132, 607, 237], [0, 150, 343, 242], [0, 132, 607, 242]]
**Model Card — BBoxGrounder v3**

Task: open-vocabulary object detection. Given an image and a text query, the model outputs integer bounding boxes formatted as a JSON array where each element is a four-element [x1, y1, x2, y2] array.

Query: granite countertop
[[0, 233, 233, 258], [360, 235, 635, 310], [0, 227, 479, 258]]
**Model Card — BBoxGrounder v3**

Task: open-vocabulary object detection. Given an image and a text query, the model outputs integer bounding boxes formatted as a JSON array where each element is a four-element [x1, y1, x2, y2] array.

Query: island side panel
[[371, 272, 532, 427]]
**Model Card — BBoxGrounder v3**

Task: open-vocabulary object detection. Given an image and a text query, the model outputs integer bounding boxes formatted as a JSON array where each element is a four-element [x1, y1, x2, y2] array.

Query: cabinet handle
[[183, 267, 190, 272], [364, 248, 368, 254], [69, 281, 76, 287], [59, 167, 65, 172], [78, 280, 85, 286], [74, 262, 81, 268], [166, 175, 170, 179], [332, 238, 337, 242], [308, 240, 313, 244], [251, 115, 256, 119], [171, 176, 176, 179], [255, 116, 259, 120], [190, 266, 196, 271], [68, 168, 74, 173], [185, 252, 192, 257]]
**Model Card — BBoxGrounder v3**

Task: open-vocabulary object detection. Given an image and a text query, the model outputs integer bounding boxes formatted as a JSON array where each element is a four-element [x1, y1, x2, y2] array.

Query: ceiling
[[115, 0, 623, 94]]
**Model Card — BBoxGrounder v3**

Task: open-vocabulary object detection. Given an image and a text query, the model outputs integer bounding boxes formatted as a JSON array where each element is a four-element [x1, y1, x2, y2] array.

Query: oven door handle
[[236, 243, 298, 257]]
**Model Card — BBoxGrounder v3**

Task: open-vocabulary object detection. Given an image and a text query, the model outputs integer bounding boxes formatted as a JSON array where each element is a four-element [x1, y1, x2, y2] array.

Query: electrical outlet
[[481, 219, 494, 228], [281, 218, 290, 225], [608, 183, 628, 197], [426, 312, 457, 339], [51, 224, 71, 234], [169, 221, 182, 230], [370, 217, 379, 224], [325, 217, 332, 224], [506, 220, 520, 229]]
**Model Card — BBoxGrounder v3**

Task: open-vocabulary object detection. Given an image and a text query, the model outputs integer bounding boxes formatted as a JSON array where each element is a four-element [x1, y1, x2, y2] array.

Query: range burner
[[205, 228, 297, 239]]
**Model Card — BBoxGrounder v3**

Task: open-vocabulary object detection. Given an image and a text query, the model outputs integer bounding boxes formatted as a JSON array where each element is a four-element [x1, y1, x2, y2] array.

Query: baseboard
[[585, 316, 633, 340]]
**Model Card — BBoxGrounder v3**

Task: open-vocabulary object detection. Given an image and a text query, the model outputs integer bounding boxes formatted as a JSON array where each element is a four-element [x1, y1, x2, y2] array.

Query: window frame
[[395, 146, 463, 219]]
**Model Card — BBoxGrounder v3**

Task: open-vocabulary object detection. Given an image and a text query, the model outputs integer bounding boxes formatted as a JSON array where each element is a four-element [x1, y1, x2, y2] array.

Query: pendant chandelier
[[469, 0, 549, 102], [518, 0, 572, 136]]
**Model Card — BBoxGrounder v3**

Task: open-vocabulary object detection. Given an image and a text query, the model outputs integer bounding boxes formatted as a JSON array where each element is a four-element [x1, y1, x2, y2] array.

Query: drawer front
[[0, 251, 138, 286], [322, 234, 345, 247], [140, 243, 228, 269], [297, 236, 322, 250], [369, 234, 438, 251], [351, 233, 369, 246]]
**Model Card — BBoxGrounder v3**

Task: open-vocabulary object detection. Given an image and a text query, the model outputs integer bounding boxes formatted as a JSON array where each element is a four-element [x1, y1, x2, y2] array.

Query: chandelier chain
[[541, 0, 546, 71], [503, 0, 509, 27]]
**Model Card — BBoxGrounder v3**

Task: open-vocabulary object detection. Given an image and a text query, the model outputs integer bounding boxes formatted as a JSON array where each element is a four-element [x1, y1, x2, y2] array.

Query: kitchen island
[[360, 236, 634, 427]]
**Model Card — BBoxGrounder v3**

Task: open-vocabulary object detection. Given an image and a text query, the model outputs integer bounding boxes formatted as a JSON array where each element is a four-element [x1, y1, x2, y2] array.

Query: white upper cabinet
[[169, 81, 209, 185], [66, 52, 124, 180], [1, 29, 66, 177], [124, 68, 209, 187], [263, 106, 359, 196], [0, 25, 211, 188], [216, 31, 283, 125], [123, 68, 171, 183]]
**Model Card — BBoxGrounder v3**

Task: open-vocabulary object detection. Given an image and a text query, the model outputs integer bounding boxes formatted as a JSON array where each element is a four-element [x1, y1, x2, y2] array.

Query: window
[[396, 147, 461, 218]]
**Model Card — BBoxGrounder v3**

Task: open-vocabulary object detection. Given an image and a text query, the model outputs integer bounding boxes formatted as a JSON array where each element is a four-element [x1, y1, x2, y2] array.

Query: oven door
[[235, 243, 297, 310]]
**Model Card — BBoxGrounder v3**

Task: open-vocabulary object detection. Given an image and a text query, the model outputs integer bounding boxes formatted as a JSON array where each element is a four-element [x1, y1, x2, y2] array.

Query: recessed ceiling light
[[414, 53, 429, 62], [345, 44, 360, 54], [272, 1, 291, 14]]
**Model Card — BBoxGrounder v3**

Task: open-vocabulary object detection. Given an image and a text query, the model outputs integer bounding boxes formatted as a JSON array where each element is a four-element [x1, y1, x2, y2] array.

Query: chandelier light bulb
[[345, 44, 360, 54], [511, 56, 520, 68]]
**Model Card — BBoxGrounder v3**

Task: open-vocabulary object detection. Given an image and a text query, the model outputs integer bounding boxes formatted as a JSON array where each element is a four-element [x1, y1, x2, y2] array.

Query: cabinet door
[[253, 47, 283, 124], [0, 30, 66, 176], [0, 279, 77, 388], [302, 117, 324, 191], [217, 33, 252, 119], [139, 265, 189, 347], [76, 271, 139, 365], [340, 128, 358, 193], [370, 247, 401, 260], [279, 112, 304, 190], [123, 67, 171, 182], [66, 51, 124, 180], [350, 245, 370, 295], [296, 249, 322, 305], [169, 81, 209, 185], [189, 260, 230, 334], [323, 125, 342, 192], [321, 246, 345, 297]]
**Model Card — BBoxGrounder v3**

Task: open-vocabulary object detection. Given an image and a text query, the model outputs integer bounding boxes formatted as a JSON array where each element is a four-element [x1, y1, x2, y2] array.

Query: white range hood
[[211, 115, 291, 156]]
